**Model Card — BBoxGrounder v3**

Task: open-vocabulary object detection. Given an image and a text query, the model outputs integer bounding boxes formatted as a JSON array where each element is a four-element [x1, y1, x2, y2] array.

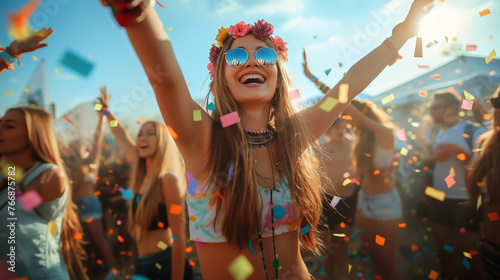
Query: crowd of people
[[1, 0, 499, 279]]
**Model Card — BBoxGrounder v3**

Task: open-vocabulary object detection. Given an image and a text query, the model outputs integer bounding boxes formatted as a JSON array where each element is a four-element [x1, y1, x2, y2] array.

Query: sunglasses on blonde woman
[[225, 47, 278, 67]]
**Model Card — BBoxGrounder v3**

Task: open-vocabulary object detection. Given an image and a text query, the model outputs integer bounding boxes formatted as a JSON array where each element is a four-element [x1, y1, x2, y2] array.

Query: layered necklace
[[244, 125, 277, 148]]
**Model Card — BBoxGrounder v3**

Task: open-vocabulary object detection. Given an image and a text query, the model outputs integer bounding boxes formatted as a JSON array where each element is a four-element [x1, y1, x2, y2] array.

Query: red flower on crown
[[250, 19, 274, 41], [209, 45, 221, 64], [229, 21, 251, 39]]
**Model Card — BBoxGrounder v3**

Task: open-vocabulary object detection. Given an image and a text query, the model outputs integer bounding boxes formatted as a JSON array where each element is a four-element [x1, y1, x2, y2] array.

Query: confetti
[[485, 49, 496, 64], [398, 223, 407, 228], [417, 64, 430, 69], [207, 102, 216, 110], [48, 220, 57, 237], [289, 89, 301, 101], [464, 91, 475, 100], [375, 235, 385, 246], [477, 195, 482, 210], [461, 99, 473, 110], [348, 264, 352, 273], [330, 196, 341, 208], [6, 91, 13, 96], [466, 44, 477, 52], [220, 111, 240, 128], [425, 186, 446, 201], [60, 50, 94, 77], [400, 147, 408, 156], [490, 70, 497, 76], [445, 174, 455, 188], [187, 177, 198, 196], [228, 255, 254, 280], [170, 204, 182, 215], [397, 128, 407, 141], [74, 233, 83, 240], [428, 270, 439, 280], [419, 90, 428, 97], [248, 240, 256, 254], [445, 36, 449, 43], [94, 104, 103, 111], [488, 212, 499, 221], [462, 257, 470, 270], [156, 263, 162, 270], [450, 167, 455, 177], [463, 252, 472, 259], [117, 235, 124, 243], [63, 115, 74, 125], [300, 225, 310, 236], [339, 83, 349, 103], [333, 233, 346, 237], [341, 115, 352, 120], [273, 205, 286, 220], [32, 55, 37, 61], [18, 190, 42, 210], [109, 120, 118, 127], [381, 93, 395, 105], [319, 97, 338, 112], [156, 0, 167, 8], [425, 40, 438, 49], [166, 125, 178, 139], [193, 110, 202, 121], [7, 0, 39, 39], [479, 8, 491, 17], [167, 26, 172, 30], [157, 241, 167, 250], [374, 170, 380, 175], [430, 74, 441, 80], [444, 244, 454, 253], [457, 153, 466, 161], [411, 244, 418, 251], [324, 68, 332, 76], [122, 189, 133, 200], [89, 163, 97, 169], [342, 178, 351, 186]]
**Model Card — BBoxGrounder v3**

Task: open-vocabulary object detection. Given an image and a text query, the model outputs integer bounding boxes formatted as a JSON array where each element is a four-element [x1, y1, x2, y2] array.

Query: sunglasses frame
[[224, 47, 278, 68]]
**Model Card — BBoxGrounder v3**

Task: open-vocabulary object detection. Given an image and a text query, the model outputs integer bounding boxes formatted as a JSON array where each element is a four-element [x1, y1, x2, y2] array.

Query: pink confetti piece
[[397, 128, 407, 141], [330, 196, 341, 208], [19, 190, 43, 210], [466, 44, 477, 52], [417, 64, 430, 69], [445, 174, 456, 188], [430, 74, 441, 80], [220, 111, 240, 128], [461, 99, 474, 110], [63, 115, 74, 125], [490, 70, 497, 76], [343, 172, 350, 178], [156, 0, 167, 8], [288, 89, 301, 101]]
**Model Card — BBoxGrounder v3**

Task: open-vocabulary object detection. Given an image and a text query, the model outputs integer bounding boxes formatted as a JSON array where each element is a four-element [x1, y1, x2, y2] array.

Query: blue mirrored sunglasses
[[225, 47, 278, 67]]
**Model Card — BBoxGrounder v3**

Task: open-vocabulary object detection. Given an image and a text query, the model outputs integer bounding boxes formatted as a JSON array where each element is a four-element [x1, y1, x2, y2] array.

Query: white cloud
[[305, 35, 347, 51], [243, 0, 305, 16], [53, 73, 79, 80], [282, 16, 342, 33]]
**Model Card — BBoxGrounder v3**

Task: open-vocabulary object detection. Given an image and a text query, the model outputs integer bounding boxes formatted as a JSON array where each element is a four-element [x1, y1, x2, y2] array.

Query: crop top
[[187, 177, 300, 243], [373, 142, 393, 169], [132, 194, 169, 231]]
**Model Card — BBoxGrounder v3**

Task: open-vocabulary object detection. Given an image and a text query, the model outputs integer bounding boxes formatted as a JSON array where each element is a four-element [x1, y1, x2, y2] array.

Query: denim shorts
[[76, 195, 103, 221], [357, 188, 402, 220], [135, 247, 193, 280]]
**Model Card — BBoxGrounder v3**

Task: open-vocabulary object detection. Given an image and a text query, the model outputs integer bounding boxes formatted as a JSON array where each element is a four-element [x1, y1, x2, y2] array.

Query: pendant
[[273, 258, 281, 270]]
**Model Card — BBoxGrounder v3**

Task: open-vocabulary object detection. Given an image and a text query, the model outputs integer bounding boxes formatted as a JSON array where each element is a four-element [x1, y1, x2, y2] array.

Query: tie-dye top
[[187, 177, 300, 242]]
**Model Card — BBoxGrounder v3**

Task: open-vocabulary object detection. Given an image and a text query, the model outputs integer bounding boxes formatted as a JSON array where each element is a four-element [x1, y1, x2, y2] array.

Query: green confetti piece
[[109, 120, 118, 127], [228, 255, 254, 280], [157, 241, 167, 250], [319, 97, 338, 112], [193, 110, 202, 121], [464, 91, 475, 100]]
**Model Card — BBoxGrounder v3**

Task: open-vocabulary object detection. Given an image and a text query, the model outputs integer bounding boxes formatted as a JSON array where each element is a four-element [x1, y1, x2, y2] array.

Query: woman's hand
[[9, 28, 53, 57], [392, 0, 434, 40], [98, 86, 111, 107], [302, 49, 313, 80]]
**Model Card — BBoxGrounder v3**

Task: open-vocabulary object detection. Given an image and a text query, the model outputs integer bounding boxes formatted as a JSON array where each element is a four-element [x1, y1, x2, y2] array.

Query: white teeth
[[239, 74, 265, 84]]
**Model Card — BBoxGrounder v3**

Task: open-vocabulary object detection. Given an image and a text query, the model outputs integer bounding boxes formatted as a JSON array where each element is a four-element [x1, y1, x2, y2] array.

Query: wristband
[[382, 38, 399, 60], [100, 107, 110, 115], [310, 75, 318, 83]]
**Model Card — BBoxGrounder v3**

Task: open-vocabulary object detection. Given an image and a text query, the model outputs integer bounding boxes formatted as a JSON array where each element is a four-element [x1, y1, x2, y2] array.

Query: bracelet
[[100, 107, 110, 115], [5, 47, 22, 67], [310, 75, 318, 83], [382, 38, 399, 59], [0, 49, 17, 70]]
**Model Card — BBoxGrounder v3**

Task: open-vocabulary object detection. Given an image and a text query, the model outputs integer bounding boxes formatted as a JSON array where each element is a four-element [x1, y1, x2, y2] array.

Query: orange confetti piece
[[375, 234, 385, 246], [74, 233, 83, 240], [429, 270, 439, 280], [462, 133, 470, 139], [479, 8, 491, 17], [189, 260, 196, 267], [430, 74, 441, 80], [419, 90, 427, 97], [411, 244, 418, 252], [157, 221, 164, 228], [398, 223, 406, 228], [488, 212, 499, 221], [460, 227, 466, 234], [94, 191, 101, 196], [364, 153, 371, 157], [167, 125, 178, 139], [86, 218, 93, 223], [109, 229, 113, 235], [97, 259, 103, 265], [186, 247, 193, 253], [8, 0, 40, 39], [170, 204, 182, 215], [373, 170, 380, 175], [117, 235, 125, 243], [457, 153, 466, 161], [340, 222, 346, 229], [341, 115, 352, 120]]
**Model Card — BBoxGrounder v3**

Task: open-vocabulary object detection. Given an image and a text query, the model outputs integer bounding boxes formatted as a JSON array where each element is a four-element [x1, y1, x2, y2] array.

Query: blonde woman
[[99, 91, 192, 280], [0, 106, 86, 279], [102, 0, 432, 278]]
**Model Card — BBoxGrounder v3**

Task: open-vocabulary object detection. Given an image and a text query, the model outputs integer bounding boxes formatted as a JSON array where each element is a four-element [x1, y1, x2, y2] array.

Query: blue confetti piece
[[131, 275, 150, 280], [122, 189, 133, 200], [207, 102, 216, 110], [300, 224, 310, 236], [324, 68, 332, 76], [462, 257, 470, 270], [108, 136, 113, 143], [187, 178, 198, 196], [60, 50, 94, 77], [249, 240, 255, 254], [444, 244, 454, 253], [273, 205, 286, 220], [172, 235, 177, 241], [135, 195, 141, 204], [227, 163, 235, 181]]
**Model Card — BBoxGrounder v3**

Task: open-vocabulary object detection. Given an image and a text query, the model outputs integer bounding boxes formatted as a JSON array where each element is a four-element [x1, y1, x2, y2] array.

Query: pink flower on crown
[[273, 36, 288, 56], [209, 44, 221, 64], [229, 21, 250, 39], [250, 19, 274, 41], [207, 62, 215, 78]]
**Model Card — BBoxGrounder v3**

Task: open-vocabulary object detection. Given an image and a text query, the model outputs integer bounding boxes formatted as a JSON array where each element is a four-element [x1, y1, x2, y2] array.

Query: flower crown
[[207, 20, 288, 79]]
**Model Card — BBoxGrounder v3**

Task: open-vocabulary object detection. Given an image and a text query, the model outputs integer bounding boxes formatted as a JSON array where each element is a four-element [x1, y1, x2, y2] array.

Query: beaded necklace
[[244, 125, 277, 148]]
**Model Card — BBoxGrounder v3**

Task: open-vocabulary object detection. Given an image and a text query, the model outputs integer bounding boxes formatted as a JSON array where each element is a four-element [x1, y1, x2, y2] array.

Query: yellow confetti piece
[[342, 178, 351, 186], [155, 262, 162, 270], [450, 167, 455, 177], [48, 220, 57, 237], [89, 163, 97, 169], [338, 83, 349, 103], [24, 88, 29, 92], [6, 91, 13, 96], [228, 255, 254, 280], [477, 182, 487, 187], [464, 91, 475, 100], [319, 97, 338, 112], [193, 110, 202, 121], [110, 120, 118, 127], [157, 241, 167, 250], [32, 55, 38, 61], [425, 186, 446, 201], [54, 68, 59, 73], [400, 147, 408, 156], [381, 93, 395, 105], [167, 26, 173, 30], [94, 104, 103, 111], [333, 233, 346, 237], [463, 252, 472, 259], [477, 195, 482, 210], [348, 264, 352, 274], [485, 49, 496, 64]]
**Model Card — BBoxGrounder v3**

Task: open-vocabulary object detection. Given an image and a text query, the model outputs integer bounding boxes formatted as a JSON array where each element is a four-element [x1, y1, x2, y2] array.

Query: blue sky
[[0, 0, 498, 122]]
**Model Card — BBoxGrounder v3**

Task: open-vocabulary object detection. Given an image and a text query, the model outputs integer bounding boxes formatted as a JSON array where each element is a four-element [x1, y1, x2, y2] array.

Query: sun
[[417, 6, 464, 42]]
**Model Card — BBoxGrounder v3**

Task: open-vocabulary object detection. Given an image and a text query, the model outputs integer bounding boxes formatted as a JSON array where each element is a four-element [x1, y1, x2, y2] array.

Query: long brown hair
[[351, 100, 391, 175], [9, 106, 87, 279], [467, 87, 500, 204], [203, 31, 324, 253], [127, 121, 185, 240]]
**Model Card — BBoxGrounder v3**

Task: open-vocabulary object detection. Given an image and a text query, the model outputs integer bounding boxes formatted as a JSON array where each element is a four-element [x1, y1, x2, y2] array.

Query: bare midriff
[[360, 166, 395, 195], [196, 230, 311, 280], [135, 226, 174, 257]]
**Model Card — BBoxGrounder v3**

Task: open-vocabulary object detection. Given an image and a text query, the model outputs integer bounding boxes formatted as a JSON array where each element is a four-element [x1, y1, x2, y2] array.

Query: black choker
[[244, 125, 277, 148]]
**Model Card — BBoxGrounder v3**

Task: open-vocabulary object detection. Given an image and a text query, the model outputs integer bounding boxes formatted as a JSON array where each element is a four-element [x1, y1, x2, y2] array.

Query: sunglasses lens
[[256, 48, 278, 67], [225, 48, 248, 67]]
